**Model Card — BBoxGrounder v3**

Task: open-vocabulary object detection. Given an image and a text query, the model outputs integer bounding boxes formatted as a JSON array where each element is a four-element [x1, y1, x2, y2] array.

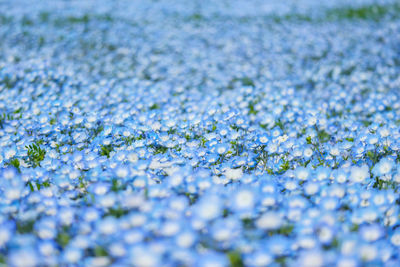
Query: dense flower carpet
[[1, 0, 400, 266]]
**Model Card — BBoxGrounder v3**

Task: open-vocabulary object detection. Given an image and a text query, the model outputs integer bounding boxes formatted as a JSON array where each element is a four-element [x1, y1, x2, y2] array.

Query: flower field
[[1, 0, 400, 266]]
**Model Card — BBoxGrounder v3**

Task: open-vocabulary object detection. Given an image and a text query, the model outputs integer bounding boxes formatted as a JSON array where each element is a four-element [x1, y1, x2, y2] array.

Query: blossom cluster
[[1, 0, 400, 266]]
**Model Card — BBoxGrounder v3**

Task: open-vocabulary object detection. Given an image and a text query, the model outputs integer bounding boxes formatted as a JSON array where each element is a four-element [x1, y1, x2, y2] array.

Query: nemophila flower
[[211, 218, 240, 242], [224, 167, 243, 180], [303, 145, 314, 159], [376, 241, 394, 263], [258, 134, 269, 144], [58, 207, 75, 226], [329, 145, 340, 157], [256, 212, 283, 230], [349, 164, 370, 183], [206, 153, 219, 164], [266, 236, 290, 256], [197, 252, 228, 267], [260, 192, 277, 207], [8, 248, 39, 267], [360, 224, 383, 242], [35, 218, 57, 239], [314, 166, 331, 181], [159, 220, 181, 237], [332, 169, 348, 184], [361, 207, 380, 223], [336, 257, 358, 267], [295, 166, 310, 181], [390, 229, 400, 246], [4, 145, 17, 160], [366, 134, 379, 146], [304, 182, 320, 195], [97, 216, 119, 235], [266, 142, 278, 154], [38, 240, 57, 259], [85, 256, 111, 267], [359, 244, 378, 262], [297, 249, 325, 267], [82, 208, 101, 223], [320, 197, 339, 211], [231, 157, 247, 168], [175, 230, 197, 248], [215, 143, 229, 155], [372, 157, 394, 177], [371, 192, 387, 206], [284, 179, 298, 191], [230, 188, 256, 213], [129, 245, 161, 267], [0, 222, 13, 247], [1, 2, 400, 265], [193, 194, 222, 221], [115, 165, 130, 179], [244, 249, 273, 267], [90, 182, 110, 196], [63, 247, 83, 264]]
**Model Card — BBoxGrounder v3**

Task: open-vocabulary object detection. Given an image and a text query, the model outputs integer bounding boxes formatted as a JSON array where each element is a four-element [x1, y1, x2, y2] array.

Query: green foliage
[[27, 181, 35, 192], [306, 136, 312, 145], [273, 13, 312, 23], [150, 144, 168, 154], [242, 218, 254, 229], [275, 256, 287, 265], [94, 246, 108, 257], [67, 14, 90, 24], [106, 207, 128, 218], [99, 144, 114, 158], [275, 119, 284, 131], [26, 141, 46, 168], [121, 134, 145, 146], [0, 75, 16, 89], [0, 14, 13, 25], [92, 124, 104, 137], [149, 103, 160, 110], [36, 181, 51, 190], [248, 101, 258, 115], [279, 159, 290, 173], [189, 13, 204, 21], [317, 129, 330, 143], [21, 16, 33, 26], [200, 137, 207, 147], [325, 3, 400, 21], [111, 178, 126, 192], [39, 11, 50, 22], [56, 232, 70, 248], [0, 113, 13, 128], [349, 224, 359, 232], [6, 158, 20, 172], [121, 136, 135, 145], [239, 77, 255, 87], [223, 208, 229, 218], [271, 3, 400, 23], [227, 251, 244, 267], [227, 77, 255, 89], [78, 175, 88, 189], [184, 192, 198, 205], [16, 220, 34, 234], [277, 224, 294, 236]]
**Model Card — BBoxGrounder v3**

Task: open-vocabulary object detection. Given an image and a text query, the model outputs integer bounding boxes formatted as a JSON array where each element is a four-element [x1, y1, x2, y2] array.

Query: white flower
[[224, 167, 243, 180]]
